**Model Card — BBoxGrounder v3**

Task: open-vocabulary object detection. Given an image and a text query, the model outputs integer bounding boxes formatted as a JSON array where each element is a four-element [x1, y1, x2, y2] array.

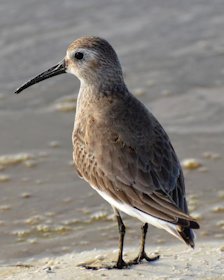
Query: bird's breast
[[72, 112, 108, 180]]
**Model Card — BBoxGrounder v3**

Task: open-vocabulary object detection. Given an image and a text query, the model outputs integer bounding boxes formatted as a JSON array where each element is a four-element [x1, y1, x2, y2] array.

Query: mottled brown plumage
[[15, 36, 199, 269]]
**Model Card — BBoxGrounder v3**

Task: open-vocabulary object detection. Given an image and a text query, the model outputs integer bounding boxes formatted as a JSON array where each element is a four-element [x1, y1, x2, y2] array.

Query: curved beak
[[15, 60, 66, 94]]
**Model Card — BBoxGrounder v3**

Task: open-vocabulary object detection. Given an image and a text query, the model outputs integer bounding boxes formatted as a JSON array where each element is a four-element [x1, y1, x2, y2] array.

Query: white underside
[[92, 186, 185, 243]]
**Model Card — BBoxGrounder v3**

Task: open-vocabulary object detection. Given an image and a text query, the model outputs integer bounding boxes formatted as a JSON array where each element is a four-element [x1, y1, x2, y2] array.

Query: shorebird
[[15, 36, 199, 269]]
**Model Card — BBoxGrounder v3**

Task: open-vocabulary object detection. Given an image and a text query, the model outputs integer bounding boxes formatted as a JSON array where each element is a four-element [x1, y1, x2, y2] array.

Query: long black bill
[[15, 60, 66, 94]]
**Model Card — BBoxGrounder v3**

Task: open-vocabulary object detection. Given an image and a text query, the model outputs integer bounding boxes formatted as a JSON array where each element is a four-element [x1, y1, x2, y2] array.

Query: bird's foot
[[129, 251, 160, 265], [78, 251, 159, 269], [113, 258, 130, 269], [78, 258, 130, 270]]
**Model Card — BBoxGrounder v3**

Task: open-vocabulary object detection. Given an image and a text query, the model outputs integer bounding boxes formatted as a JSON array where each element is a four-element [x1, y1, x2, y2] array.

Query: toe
[[129, 252, 160, 265], [144, 253, 160, 262]]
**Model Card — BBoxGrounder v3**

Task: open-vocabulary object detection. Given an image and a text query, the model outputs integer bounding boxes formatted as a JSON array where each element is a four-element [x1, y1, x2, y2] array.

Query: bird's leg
[[130, 223, 160, 264], [78, 208, 129, 270], [113, 208, 129, 269]]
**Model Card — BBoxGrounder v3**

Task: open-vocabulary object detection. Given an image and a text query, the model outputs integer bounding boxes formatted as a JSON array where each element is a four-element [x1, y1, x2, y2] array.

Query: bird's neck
[[74, 78, 129, 126], [80, 74, 128, 98]]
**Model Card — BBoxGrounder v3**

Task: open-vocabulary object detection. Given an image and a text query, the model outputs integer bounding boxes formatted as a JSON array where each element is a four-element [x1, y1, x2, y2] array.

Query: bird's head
[[15, 36, 124, 94]]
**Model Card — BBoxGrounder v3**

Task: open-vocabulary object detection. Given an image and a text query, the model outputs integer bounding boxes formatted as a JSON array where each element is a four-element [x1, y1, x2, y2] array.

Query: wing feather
[[73, 94, 197, 227]]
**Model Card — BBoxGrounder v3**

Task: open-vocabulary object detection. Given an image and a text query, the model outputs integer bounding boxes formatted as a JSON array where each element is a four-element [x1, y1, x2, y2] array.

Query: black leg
[[78, 207, 130, 270], [130, 223, 160, 264], [113, 208, 129, 269]]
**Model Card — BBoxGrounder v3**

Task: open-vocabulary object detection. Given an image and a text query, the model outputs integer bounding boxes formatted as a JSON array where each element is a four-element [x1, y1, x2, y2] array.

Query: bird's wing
[[96, 125, 191, 223], [87, 98, 197, 226], [73, 95, 197, 227]]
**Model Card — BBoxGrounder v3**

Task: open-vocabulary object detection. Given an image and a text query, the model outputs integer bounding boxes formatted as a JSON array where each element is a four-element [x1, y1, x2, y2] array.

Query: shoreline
[[1, 241, 223, 280]]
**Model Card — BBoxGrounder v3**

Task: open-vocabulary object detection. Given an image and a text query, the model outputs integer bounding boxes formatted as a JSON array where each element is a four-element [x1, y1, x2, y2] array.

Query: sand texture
[[0, 242, 223, 280]]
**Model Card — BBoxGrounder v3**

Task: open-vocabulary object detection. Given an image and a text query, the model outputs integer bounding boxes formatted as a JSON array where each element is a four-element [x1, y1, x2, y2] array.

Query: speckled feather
[[73, 90, 196, 226]]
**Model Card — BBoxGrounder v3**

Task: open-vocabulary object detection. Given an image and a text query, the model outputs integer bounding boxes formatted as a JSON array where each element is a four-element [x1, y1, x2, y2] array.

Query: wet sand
[[0, 0, 224, 276]]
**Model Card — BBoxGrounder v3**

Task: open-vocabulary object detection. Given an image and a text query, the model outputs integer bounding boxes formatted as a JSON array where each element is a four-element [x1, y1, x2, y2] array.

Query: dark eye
[[74, 52, 84, 60]]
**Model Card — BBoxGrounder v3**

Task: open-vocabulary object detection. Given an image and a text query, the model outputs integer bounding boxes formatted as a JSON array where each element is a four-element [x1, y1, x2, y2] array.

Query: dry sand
[[0, 242, 223, 280]]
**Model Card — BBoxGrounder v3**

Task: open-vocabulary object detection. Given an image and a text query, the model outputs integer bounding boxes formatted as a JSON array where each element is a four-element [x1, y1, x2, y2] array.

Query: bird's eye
[[74, 52, 84, 60]]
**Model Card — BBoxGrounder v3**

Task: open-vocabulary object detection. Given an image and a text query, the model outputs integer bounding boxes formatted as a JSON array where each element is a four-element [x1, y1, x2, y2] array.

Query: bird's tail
[[178, 227, 196, 248], [174, 217, 200, 248], [177, 196, 200, 248], [159, 218, 199, 248]]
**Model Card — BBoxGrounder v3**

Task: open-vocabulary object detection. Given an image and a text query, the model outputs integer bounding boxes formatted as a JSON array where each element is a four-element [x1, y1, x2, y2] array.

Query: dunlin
[[15, 36, 199, 269]]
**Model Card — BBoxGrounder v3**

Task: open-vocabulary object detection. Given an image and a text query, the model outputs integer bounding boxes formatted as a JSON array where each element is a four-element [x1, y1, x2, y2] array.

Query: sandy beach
[[1, 242, 223, 280], [1, 0, 224, 279]]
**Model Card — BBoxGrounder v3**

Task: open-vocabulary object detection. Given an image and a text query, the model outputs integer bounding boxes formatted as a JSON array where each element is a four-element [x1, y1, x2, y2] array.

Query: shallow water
[[0, 0, 224, 264]]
